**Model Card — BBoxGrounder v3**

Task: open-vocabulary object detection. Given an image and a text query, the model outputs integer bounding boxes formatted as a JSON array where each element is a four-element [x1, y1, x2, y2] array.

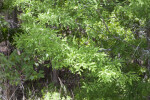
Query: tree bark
[[146, 20, 150, 100], [52, 68, 59, 85], [12, 7, 18, 28]]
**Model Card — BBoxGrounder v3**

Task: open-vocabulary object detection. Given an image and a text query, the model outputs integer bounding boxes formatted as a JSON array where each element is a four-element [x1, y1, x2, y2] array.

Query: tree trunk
[[52, 68, 59, 85], [146, 20, 150, 100], [12, 7, 18, 28]]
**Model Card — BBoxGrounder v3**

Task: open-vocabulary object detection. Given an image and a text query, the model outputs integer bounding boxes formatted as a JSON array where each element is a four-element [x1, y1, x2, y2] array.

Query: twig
[[58, 77, 67, 97], [101, 16, 111, 34], [20, 82, 25, 100], [132, 40, 142, 57], [9, 86, 19, 100], [1, 96, 7, 100], [96, 8, 111, 34], [71, 89, 74, 100]]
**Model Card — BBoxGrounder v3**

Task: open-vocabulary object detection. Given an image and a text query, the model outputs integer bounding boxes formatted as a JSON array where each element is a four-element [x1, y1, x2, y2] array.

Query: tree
[[0, 0, 150, 99]]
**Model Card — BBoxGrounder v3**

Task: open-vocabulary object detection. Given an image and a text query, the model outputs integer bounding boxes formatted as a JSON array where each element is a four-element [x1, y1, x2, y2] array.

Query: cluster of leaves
[[0, 15, 9, 42], [0, 0, 150, 99]]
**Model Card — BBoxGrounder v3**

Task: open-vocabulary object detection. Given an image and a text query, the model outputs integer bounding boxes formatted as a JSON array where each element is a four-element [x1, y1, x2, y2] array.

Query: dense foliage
[[0, 0, 150, 100]]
